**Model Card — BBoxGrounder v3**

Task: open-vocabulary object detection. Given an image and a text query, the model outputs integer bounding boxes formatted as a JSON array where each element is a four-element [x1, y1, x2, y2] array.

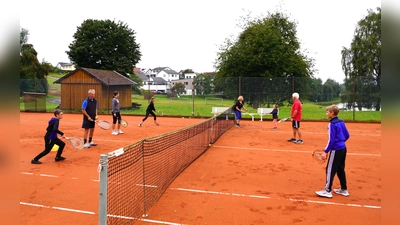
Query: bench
[[258, 108, 275, 121], [211, 107, 232, 120]]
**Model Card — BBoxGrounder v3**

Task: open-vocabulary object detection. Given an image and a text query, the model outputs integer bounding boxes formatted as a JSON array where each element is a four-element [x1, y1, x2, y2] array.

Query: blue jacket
[[44, 118, 64, 140], [324, 117, 350, 153]]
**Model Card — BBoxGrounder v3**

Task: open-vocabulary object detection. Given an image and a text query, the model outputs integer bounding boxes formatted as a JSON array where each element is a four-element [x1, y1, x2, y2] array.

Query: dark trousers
[[34, 138, 66, 160], [142, 111, 156, 122], [325, 148, 347, 192]]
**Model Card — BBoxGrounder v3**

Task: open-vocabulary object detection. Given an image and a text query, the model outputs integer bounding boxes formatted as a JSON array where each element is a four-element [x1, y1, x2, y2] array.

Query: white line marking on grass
[[21, 202, 185, 224], [169, 188, 380, 209], [212, 146, 381, 156]]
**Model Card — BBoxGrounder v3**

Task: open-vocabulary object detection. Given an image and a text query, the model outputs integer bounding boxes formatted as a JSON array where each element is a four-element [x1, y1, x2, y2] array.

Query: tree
[[20, 28, 49, 95], [193, 73, 212, 95], [170, 82, 186, 95], [341, 7, 381, 111], [214, 11, 315, 108], [130, 73, 144, 95], [66, 19, 142, 77]]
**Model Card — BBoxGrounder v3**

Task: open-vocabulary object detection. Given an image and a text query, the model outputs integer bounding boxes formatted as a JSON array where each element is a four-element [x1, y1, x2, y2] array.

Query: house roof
[[57, 62, 73, 67], [152, 77, 167, 85], [54, 67, 136, 86]]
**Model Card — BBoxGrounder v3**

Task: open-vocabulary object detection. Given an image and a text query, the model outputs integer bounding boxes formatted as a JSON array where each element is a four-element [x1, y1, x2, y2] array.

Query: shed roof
[[54, 67, 136, 86]]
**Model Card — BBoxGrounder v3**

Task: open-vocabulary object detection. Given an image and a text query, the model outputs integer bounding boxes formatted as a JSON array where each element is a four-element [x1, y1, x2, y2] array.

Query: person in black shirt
[[81, 89, 98, 148], [138, 97, 159, 127]]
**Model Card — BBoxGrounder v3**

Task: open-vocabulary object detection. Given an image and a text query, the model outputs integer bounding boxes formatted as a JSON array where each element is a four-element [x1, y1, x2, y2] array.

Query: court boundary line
[[20, 202, 185, 225], [20, 172, 381, 210], [169, 188, 381, 209]]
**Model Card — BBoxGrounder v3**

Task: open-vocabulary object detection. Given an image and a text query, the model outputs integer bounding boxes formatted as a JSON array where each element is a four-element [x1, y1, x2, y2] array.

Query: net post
[[98, 154, 109, 225], [141, 141, 149, 218]]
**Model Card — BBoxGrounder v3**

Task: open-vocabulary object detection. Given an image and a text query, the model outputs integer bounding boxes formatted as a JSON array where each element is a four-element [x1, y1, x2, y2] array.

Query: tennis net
[[98, 109, 235, 224]]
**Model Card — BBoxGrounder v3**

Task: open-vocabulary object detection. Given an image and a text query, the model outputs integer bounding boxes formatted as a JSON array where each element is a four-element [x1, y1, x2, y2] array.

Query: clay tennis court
[[20, 112, 381, 225]]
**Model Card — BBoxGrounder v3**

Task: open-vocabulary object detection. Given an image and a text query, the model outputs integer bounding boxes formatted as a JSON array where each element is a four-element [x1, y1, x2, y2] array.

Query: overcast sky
[[19, 0, 380, 83]]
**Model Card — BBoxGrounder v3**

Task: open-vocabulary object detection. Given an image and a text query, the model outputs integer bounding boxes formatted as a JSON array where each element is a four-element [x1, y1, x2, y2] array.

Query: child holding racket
[[233, 95, 247, 127], [111, 91, 124, 135], [138, 97, 159, 127], [315, 105, 350, 198], [270, 104, 279, 130], [31, 109, 66, 164]]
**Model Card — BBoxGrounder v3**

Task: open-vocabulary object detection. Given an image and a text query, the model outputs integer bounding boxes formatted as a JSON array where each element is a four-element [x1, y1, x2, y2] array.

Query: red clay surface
[[20, 112, 381, 225]]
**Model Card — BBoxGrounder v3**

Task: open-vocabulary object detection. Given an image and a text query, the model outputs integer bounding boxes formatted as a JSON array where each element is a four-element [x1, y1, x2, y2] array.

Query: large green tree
[[193, 73, 212, 95], [66, 19, 141, 77], [214, 12, 315, 108], [20, 28, 49, 95], [341, 7, 381, 111]]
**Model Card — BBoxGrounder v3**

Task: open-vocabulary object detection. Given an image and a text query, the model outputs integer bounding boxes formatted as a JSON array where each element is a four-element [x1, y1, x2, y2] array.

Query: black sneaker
[[31, 159, 41, 164], [287, 138, 296, 142], [55, 156, 66, 162]]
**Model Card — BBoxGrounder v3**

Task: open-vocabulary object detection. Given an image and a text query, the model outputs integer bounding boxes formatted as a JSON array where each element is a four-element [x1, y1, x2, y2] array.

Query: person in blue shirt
[[270, 104, 279, 130], [81, 89, 98, 148], [316, 105, 350, 198], [31, 109, 66, 164]]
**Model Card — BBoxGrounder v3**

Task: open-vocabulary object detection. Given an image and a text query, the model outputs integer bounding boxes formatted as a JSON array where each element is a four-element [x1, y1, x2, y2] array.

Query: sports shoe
[[287, 138, 296, 142], [316, 189, 332, 198], [84, 143, 91, 148], [138, 123, 142, 127], [155, 123, 159, 126], [31, 159, 41, 164], [295, 139, 304, 144], [272, 127, 277, 130], [333, 188, 349, 196], [90, 141, 97, 146], [111, 130, 118, 135], [118, 129, 124, 134], [55, 156, 66, 161]]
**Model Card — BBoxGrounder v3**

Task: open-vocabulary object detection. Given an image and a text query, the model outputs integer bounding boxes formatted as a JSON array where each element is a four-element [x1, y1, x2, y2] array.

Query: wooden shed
[[54, 67, 136, 111]]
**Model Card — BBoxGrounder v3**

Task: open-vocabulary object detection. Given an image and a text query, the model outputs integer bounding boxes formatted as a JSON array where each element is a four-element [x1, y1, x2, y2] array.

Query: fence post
[[98, 154, 109, 225]]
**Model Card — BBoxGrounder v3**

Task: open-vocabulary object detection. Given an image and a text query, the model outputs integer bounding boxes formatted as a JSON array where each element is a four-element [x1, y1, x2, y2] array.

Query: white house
[[56, 62, 75, 71], [171, 78, 194, 95]]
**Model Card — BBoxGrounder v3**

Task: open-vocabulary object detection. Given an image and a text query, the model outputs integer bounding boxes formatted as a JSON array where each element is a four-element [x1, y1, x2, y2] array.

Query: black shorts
[[82, 120, 95, 129], [292, 120, 301, 128], [112, 112, 121, 124]]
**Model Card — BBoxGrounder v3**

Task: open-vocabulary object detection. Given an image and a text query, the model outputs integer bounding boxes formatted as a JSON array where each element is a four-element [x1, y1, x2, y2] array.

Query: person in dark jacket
[[138, 97, 159, 127], [31, 109, 66, 164], [316, 105, 350, 198], [270, 104, 279, 130], [81, 89, 98, 148]]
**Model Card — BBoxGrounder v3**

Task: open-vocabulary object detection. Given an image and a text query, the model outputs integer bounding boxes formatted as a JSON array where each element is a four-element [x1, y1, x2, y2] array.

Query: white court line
[[212, 145, 381, 157], [21, 172, 380, 211], [20, 202, 184, 225], [170, 188, 381, 209], [20, 172, 99, 182]]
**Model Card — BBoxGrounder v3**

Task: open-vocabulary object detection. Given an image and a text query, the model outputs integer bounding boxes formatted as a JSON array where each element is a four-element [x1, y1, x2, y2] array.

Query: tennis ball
[[208, 144, 212, 147], [51, 144, 59, 152]]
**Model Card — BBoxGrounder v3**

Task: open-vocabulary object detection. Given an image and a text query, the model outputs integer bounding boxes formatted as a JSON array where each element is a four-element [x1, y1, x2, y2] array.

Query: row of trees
[[21, 7, 380, 110]]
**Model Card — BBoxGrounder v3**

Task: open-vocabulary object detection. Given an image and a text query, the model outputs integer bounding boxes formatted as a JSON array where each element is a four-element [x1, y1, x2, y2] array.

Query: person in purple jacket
[[31, 109, 66, 164], [316, 105, 350, 198]]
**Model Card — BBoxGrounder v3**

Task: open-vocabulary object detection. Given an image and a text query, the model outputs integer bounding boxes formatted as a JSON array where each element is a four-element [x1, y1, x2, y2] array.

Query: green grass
[[19, 75, 381, 122]]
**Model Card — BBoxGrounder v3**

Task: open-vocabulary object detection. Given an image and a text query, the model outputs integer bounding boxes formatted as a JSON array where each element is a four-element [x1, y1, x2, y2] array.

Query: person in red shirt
[[287, 92, 303, 144]]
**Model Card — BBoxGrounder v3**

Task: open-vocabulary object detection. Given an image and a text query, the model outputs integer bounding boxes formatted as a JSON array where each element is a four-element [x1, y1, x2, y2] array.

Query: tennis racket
[[64, 137, 84, 149], [95, 120, 111, 130], [312, 150, 327, 164], [120, 119, 128, 128], [156, 110, 163, 116], [278, 118, 289, 123]]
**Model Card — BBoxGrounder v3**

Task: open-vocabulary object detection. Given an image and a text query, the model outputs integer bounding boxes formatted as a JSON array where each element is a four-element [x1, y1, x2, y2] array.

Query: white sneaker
[[316, 189, 332, 198], [118, 129, 124, 134], [111, 131, 118, 135], [84, 143, 91, 148], [333, 189, 349, 196], [90, 141, 97, 146]]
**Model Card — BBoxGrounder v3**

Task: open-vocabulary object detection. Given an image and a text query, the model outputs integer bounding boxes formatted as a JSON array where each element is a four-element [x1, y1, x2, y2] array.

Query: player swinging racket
[[233, 95, 247, 128], [31, 109, 67, 164], [138, 97, 159, 127]]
